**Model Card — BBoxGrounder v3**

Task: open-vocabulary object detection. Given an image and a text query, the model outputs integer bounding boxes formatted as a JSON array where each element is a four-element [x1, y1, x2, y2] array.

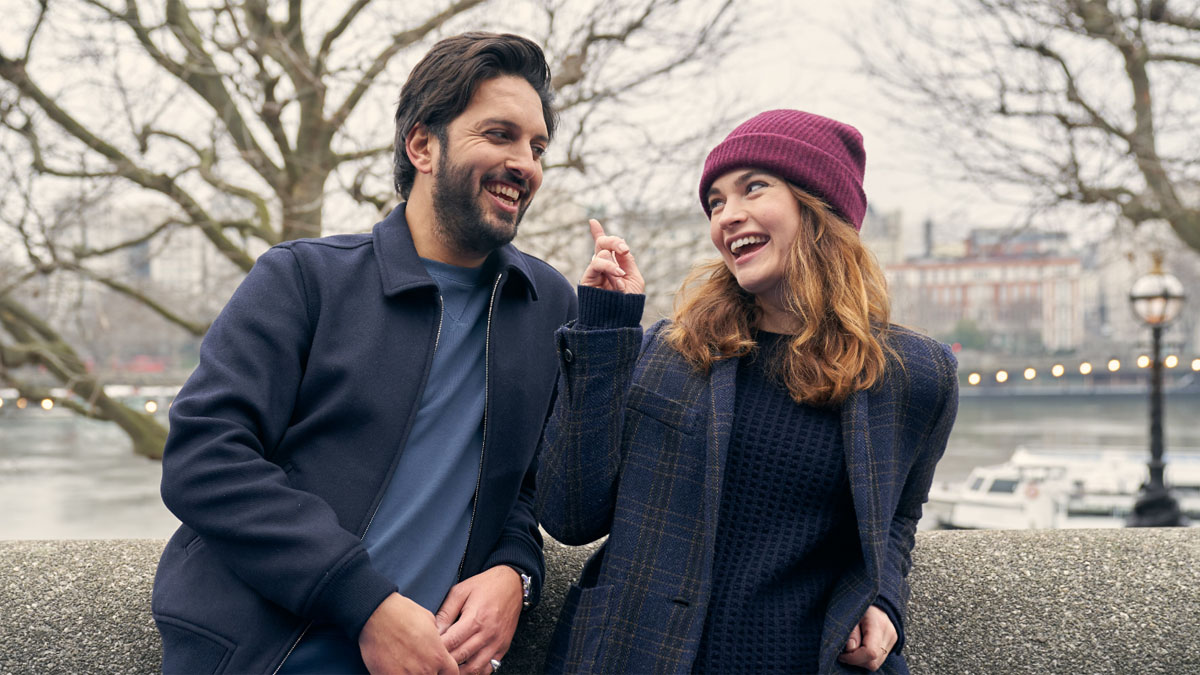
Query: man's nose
[[505, 148, 540, 181]]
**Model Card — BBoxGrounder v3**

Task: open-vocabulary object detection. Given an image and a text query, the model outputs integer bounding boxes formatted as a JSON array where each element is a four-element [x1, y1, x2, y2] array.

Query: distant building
[[886, 228, 1084, 354], [860, 206, 905, 266], [1081, 228, 1199, 358]]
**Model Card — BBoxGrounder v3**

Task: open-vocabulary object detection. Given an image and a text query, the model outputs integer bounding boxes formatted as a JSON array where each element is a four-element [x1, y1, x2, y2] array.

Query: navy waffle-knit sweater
[[692, 332, 861, 675]]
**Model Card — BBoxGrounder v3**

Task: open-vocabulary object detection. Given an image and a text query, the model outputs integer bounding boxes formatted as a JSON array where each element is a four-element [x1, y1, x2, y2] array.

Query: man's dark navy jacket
[[152, 205, 576, 674]]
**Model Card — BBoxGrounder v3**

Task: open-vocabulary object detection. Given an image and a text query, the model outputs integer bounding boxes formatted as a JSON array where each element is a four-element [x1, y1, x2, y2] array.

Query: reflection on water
[[2, 393, 1199, 539], [0, 413, 179, 540], [935, 393, 1200, 487]]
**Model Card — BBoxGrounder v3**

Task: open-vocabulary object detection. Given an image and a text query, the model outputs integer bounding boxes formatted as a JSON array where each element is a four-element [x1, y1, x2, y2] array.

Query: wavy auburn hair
[[665, 184, 893, 405]]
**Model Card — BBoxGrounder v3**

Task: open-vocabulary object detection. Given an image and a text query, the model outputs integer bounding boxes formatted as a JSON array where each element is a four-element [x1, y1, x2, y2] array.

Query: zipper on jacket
[[272, 623, 311, 675], [361, 293, 444, 542], [274, 294, 446, 675], [456, 271, 503, 580]]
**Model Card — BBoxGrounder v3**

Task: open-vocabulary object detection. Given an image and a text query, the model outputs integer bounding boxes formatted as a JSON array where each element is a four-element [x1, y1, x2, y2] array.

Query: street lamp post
[[1127, 254, 1187, 527]]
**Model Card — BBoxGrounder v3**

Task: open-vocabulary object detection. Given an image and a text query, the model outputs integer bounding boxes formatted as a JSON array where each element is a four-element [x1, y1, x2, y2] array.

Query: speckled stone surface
[[1, 530, 1196, 674], [904, 528, 1200, 674], [0, 539, 163, 675]]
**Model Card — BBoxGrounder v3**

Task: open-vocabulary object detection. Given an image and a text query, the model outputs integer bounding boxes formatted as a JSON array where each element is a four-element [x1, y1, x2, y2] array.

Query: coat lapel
[[702, 358, 738, 551], [842, 387, 883, 586]]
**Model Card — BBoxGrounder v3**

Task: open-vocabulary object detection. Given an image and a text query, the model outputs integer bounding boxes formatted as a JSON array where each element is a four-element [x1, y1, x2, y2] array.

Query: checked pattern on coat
[[538, 317, 958, 675]]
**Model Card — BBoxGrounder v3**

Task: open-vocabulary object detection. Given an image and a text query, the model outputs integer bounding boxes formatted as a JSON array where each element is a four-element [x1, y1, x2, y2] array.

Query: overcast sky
[[711, 2, 1028, 252]]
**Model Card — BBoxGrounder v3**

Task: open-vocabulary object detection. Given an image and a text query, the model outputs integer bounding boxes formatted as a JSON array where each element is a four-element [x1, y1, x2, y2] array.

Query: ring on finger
[[489, 658, 502, 671]]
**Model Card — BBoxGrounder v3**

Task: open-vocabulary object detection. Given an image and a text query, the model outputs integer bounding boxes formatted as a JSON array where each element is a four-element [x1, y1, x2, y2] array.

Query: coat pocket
[[156, 614, 236, 674], [626, 384, 700, 434], [554, 583, 614, 674]]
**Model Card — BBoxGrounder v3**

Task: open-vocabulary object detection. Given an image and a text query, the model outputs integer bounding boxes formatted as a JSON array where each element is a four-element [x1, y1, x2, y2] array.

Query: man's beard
[[431, 147, 529, 259]]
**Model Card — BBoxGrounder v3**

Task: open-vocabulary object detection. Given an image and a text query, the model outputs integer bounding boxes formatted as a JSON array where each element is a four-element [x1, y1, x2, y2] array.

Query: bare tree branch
[[861, 0, 1200, 252], [71, 218, 182, 259], [0, 56, 258, 270], [62, 263, 211, 336], [327, 0, 489, 134], [1, 0, 748, 455], [317, 0, 373, 72]]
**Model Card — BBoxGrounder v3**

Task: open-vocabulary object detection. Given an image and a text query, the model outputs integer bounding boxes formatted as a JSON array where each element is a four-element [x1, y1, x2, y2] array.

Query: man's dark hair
[[393, 32, 557, 199]]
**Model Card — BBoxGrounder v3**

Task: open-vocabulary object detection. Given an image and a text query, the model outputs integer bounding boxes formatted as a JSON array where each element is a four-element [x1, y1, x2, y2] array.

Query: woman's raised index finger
[[588, 218, 606, 242]]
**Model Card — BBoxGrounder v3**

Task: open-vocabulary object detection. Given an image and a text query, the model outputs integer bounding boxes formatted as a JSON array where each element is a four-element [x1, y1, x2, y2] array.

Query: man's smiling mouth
[[485, 182, 521, 207]]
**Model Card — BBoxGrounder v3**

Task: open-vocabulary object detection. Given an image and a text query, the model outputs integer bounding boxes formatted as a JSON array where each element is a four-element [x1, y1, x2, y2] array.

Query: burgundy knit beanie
[[699, 109, 867, 231]]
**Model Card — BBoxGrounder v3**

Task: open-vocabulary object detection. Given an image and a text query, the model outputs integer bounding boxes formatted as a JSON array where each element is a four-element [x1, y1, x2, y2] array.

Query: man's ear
[[406, 123, 437, 175]]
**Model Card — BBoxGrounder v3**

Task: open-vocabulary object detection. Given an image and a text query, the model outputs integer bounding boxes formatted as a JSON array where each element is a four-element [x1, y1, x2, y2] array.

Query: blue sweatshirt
[[281, 257, 493, 673]]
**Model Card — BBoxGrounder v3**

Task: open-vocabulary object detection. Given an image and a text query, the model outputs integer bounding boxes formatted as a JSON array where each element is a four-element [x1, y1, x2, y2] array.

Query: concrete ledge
[[1, 529, 1197, 674]]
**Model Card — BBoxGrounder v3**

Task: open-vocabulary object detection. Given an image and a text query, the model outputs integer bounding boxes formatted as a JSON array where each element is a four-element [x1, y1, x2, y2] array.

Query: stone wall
[[1, 529, 1197, 674]]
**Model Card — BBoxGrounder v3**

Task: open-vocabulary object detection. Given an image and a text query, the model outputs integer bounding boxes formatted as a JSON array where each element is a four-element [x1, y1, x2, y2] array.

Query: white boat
[[926, 446, 1200, 529]]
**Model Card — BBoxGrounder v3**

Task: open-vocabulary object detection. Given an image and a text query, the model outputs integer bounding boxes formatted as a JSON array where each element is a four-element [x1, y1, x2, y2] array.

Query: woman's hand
[[579, 219, 644, 294], [837, 604, 897, 672]]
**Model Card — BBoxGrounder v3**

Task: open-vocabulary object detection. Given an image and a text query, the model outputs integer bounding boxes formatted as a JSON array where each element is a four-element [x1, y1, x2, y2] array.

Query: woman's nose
[[716, 202, 746, 230]]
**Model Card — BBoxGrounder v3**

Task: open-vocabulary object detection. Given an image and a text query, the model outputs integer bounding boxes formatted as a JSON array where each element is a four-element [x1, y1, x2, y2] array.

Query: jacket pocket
[[626, 384, 700, 434], [558, 583, 614, 674], [156, 614, 235, 674], [183, 533, 205, 555]]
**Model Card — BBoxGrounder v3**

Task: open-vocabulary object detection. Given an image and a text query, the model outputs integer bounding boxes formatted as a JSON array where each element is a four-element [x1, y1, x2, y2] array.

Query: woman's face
[[706, 169, 803, 300]]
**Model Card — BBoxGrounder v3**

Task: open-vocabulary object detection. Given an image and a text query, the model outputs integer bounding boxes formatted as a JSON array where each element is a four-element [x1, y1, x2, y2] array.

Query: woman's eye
[[708, 197, 725, 211], [746, 180, 768, 194]]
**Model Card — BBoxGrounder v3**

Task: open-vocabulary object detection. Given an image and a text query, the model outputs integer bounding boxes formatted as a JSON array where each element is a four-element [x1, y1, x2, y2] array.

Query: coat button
[[563, 348, 574, 363]]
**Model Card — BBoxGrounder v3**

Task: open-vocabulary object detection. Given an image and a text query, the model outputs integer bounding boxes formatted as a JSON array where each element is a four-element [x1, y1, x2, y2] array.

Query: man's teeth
[[730, 235, 768, 254], [487, 184, 520, 203]]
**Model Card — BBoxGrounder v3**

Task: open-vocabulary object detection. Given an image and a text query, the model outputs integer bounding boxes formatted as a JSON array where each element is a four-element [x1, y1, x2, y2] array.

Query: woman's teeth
[[730, 235, 768, 256]]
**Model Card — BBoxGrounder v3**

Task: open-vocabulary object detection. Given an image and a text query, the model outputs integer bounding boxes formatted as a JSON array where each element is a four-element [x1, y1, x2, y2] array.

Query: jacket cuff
[[307, 548, 399, 640], [576, 285, 644, 329], [484, 538, 545, 610]]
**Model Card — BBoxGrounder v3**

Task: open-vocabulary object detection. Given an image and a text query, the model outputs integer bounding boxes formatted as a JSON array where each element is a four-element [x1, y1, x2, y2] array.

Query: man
[[152, 33, 576, 675]]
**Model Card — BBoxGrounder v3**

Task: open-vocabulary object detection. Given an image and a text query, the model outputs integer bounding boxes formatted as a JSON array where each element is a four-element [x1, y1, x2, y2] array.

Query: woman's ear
[[406, 123, 437, 175]]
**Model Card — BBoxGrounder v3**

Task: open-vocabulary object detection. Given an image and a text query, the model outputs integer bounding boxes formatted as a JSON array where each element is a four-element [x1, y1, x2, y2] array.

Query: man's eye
[[487, 130, 510, 141], [532, 145, 546, 159]]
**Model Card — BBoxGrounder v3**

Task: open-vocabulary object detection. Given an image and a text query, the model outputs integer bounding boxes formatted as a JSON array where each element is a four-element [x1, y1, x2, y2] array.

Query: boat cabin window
[[987, 478, 1020, 494], [970, 477, 985, 491]]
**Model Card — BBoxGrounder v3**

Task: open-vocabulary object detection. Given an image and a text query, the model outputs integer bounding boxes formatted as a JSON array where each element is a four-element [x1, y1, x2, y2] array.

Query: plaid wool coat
[[537, 291, 959, 674]]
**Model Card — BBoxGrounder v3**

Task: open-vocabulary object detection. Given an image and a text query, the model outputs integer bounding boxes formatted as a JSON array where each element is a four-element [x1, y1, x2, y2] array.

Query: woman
[[537, 109, 958, 674]]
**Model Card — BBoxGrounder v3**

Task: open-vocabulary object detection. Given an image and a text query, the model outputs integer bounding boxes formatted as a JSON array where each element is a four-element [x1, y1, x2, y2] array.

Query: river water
[[2, 393, 1199, 539]]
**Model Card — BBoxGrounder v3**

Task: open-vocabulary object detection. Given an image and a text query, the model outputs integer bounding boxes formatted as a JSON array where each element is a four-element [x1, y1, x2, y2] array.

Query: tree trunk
[[103, 402, 169, 459], [1, 296, 168, 459], [281, 169, 332, 241]]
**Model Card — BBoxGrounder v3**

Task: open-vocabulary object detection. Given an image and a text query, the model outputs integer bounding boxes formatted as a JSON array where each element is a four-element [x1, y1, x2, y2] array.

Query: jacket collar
[[373, 203, 541, 300]]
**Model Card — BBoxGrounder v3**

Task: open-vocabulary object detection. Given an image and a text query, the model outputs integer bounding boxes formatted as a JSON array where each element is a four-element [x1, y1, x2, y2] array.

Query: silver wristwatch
[[508, 565, 532, 609]]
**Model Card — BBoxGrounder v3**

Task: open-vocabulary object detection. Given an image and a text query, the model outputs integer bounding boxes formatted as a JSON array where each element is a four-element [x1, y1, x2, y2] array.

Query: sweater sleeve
[[535, 286, 646, 545], [160, 247, 396, 639], [575, 284, 645, 329]]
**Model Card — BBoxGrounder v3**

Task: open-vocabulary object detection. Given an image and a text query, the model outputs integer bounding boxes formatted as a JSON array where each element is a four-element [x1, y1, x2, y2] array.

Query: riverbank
[[4, 392, 1200, 539]]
